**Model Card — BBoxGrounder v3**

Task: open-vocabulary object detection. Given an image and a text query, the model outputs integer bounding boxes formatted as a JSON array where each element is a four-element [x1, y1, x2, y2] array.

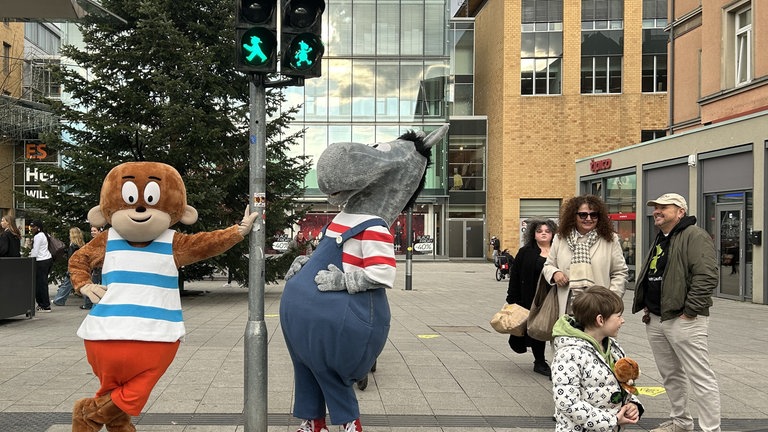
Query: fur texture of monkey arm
[[69, 233, 107, 291], [173, 225, 244, 267]]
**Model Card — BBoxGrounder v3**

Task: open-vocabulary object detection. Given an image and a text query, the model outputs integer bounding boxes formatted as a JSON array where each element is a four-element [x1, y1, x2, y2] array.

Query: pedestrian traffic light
[[235, 0, 278, 73], [280, 0, 325, 78]]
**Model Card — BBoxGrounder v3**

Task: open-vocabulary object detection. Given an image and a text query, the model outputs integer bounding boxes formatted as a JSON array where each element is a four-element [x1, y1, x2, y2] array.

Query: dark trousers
[[34, 258, 53, 308]]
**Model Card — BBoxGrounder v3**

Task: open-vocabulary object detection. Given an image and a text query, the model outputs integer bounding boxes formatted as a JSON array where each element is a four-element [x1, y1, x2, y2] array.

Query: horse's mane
[[398, 130, 433, 212]]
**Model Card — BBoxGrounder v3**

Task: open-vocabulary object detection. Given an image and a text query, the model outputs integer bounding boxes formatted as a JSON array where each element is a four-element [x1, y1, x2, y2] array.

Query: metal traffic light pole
[[245, 72, 268, 432]]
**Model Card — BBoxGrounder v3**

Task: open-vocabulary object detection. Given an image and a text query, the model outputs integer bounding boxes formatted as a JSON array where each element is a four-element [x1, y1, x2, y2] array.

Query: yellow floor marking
[[637, 386, 666, 397]]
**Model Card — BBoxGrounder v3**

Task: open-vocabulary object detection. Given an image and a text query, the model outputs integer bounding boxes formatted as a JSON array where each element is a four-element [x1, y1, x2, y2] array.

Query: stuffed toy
[[67, 161, 258, 432], [280, 125, 449, 432], [614, 356, 640, 396]]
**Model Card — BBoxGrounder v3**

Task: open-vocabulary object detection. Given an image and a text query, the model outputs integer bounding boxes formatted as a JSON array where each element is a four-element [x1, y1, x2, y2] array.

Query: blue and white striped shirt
[[77, 229, 185, 342]]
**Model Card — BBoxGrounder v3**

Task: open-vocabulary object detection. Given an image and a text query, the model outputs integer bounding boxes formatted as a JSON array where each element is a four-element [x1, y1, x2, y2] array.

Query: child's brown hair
[[571, 286, 624, 328]]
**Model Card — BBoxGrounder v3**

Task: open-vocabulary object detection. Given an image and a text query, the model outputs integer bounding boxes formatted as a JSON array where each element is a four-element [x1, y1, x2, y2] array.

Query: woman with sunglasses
[[542, 195, 628, 318]]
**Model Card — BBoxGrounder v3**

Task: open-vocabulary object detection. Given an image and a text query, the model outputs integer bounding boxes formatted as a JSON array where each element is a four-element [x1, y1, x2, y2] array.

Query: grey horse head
[[317, 124, 449, 226]]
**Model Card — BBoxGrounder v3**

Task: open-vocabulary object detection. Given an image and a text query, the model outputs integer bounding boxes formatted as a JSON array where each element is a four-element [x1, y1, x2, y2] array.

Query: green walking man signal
[[234, 0, 325, 78]]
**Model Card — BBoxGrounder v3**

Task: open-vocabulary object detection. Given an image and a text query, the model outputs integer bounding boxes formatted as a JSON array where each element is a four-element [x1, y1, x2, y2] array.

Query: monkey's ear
[[87, 206, 108, 227], [179, 205, 198, 225]]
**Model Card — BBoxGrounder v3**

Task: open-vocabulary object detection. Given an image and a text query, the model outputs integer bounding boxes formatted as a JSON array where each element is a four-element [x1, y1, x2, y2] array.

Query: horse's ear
[[423, 124, 449, 149]]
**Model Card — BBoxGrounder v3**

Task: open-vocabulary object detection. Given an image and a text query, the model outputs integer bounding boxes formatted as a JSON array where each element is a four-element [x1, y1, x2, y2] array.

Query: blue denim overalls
[[280, 218, 391, 424]]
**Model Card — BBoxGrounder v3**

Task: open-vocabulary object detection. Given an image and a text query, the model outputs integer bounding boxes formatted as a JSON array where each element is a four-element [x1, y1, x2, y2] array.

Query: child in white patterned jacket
[[551, 286, 644, 432]]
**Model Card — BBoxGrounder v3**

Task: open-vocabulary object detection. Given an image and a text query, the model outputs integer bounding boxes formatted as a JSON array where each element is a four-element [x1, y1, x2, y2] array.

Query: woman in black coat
[[506, 218, 557, 377], [0, 215, 21, 257]]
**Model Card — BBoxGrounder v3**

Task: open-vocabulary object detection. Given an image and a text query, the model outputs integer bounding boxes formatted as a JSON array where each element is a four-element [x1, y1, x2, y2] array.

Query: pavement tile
[[1, 261, 767, 431]]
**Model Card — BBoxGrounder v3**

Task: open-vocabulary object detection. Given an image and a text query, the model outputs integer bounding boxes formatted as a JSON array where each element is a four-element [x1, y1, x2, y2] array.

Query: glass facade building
[[280, 0, 489, 259]]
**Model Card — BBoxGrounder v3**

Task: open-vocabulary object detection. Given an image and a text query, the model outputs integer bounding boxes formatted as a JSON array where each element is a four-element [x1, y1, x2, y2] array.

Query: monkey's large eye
[[122, 182, 139, 205], [144, 182, 161, 206]]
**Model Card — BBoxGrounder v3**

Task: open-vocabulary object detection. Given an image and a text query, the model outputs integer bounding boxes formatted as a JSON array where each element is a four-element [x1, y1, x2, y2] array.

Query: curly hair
[[524, 219, 558, 247], [556, 195, 615, 242]]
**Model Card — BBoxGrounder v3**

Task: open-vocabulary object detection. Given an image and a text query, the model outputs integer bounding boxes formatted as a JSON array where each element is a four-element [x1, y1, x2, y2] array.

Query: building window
[[581, 0, 623, 94], [735, 5, 752, 85], [581, 55, 621, 94], [521, 0, 562, 95], [642, 0, 667, 93], [641, 129, 665, 142]]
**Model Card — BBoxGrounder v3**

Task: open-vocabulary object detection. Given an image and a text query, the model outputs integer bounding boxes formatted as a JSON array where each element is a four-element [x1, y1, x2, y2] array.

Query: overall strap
[[336, 218, 388, 247]]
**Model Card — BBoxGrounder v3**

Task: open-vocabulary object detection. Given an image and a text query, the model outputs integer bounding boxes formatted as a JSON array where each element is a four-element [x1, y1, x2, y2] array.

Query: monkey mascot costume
[[68, 162, 258, 432]]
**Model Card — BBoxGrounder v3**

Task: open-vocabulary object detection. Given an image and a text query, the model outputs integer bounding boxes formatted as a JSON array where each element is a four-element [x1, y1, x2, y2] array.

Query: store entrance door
[[447, 219, 484, 259], [716, 204, 744, 299]]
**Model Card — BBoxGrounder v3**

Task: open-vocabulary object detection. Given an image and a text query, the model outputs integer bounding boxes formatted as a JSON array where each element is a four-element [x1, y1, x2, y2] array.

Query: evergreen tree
[[28, 0, 310, 284]]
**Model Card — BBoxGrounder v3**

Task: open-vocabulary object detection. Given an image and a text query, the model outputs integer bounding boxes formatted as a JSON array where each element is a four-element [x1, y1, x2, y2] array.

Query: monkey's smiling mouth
[[130, 215, 151, 223]]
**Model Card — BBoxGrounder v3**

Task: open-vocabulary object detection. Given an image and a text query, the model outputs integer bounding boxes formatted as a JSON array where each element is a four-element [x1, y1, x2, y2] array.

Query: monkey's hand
[[79, 284, 107, 304], [285, 255, 310, 281], [315, 264, 382, 294], [238, 205, 260, 236]]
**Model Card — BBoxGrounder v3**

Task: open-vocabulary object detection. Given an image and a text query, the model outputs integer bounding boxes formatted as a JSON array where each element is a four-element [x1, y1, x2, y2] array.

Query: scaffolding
[[0, 57, 59, 142]]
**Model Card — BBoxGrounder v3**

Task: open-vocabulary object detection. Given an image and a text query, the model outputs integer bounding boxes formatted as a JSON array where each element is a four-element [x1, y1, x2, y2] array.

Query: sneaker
[[533, 361, 551, 378], [52, 301, 65, 306], [341, 419, 362, 432], [36, 306, 52, 313], [650, 420, 693, 432], [296, 419, 328, 432], [80, 304, 92, 310]]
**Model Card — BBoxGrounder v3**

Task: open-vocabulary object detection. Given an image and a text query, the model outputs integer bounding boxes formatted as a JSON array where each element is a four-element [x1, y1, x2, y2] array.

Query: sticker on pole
[[253, 193, 266, 207]]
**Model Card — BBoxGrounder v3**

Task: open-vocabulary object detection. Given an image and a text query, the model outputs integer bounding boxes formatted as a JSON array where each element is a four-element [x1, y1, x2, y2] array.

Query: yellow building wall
[[474, 0, 668, 252], [1, 22, 25, 211], [1, 22, 25, 98]]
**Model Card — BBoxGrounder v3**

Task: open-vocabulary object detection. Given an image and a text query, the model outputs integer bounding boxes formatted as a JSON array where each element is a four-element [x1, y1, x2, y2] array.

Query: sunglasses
[[577, 212, 599, 220]]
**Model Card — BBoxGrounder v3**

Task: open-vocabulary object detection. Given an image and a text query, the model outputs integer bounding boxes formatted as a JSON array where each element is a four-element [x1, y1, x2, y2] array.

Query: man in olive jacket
[[632, 193, 720, 432]]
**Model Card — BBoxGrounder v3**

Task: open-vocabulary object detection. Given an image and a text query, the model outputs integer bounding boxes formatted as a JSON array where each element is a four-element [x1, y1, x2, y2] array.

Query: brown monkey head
[[87, 162, 198, 242]]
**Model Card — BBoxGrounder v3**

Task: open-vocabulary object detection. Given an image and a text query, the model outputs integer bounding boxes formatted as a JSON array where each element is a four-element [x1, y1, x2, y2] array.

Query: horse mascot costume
[[281, 125, 449, 432], [68, 161, 258, 431]]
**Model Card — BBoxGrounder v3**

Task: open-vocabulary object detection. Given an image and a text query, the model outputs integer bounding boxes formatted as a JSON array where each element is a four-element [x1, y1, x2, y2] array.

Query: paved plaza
[[1, 261, 767, 431]]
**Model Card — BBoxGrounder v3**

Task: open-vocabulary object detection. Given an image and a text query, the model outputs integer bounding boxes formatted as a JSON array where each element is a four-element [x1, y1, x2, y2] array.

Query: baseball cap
[[28, 220, 43, 229], [646, 193, 688, 212]]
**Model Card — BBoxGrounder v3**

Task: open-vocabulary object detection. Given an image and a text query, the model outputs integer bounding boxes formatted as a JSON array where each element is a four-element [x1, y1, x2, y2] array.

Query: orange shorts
[[85, 339, 180, 416]]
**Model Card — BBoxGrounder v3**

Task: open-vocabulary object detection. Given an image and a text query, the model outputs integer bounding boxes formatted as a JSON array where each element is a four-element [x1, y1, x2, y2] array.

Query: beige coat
[[542, 232, 628, 317]]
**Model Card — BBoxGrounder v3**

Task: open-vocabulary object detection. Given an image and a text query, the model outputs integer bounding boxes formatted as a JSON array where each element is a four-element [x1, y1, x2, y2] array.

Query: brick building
[[463, 0, 668, 251]]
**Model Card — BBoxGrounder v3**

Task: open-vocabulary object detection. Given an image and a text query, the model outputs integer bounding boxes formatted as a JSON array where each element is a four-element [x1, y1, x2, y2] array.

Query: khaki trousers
[[646, 314, 721, 432]]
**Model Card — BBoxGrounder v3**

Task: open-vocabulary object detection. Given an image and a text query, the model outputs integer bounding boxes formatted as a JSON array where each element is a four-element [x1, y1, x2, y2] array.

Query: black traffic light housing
[[235, 0, 278, 73], [280, 0, 325, 78]]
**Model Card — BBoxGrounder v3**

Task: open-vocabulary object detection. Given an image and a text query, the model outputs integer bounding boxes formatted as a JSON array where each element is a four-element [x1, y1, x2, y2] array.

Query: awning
[[0, 0, 125, 23]]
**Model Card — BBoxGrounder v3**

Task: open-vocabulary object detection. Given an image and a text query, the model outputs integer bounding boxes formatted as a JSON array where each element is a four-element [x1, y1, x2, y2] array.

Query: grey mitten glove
[[285, 255, 310, 281], [315, 264, 382, 294]]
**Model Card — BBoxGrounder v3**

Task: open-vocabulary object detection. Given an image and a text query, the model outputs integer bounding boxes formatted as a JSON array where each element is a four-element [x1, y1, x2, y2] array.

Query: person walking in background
[[490, 235, 500, 264], [0, 214, 22, 257], [542, 195, 628, 317], [632, 193, 720, 432], [81, 225, 104, 310], [506, 219, 557, 377], [28, 220, 54, 313], [52, 227, 86, 306], [551, 286, 643, 431], [290, 231, 313, 256]]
